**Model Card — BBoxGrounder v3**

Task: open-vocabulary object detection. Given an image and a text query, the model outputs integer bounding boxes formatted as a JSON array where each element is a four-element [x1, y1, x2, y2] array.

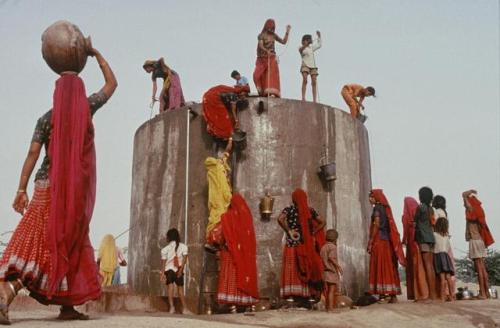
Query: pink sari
[[44, 74, 100, 305], [166, 70, 185, 110]]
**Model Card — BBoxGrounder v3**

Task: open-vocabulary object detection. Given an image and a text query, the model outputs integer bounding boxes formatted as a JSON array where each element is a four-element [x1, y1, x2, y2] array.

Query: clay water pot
[[41, 20, 92, 74]]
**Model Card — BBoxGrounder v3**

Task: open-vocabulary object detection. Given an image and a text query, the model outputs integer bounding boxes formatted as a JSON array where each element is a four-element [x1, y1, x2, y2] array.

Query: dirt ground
[[6, 299, 500, 328]]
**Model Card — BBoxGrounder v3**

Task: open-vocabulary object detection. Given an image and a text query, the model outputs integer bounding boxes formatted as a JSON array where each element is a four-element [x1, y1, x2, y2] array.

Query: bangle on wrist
[[17, 190, 26, 194]]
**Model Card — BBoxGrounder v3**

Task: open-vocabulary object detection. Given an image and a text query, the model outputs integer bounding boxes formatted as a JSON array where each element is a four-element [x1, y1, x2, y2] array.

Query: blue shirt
[[236, 76, 249, 86]]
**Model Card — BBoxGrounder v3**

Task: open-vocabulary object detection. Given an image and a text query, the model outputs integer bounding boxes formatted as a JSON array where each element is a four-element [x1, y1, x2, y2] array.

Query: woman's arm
[[276, 25, 291, 44], [277, 212, 290, 233], [462, 190, 476, 211], [12, 142, 42, 214], [177, 254, 187, 277], [89, 48, 118, 100], [152, 79, 158, 101], [313, 213, 326, 234], [258, 39, 271, 55], [367, 216, 380, 253]]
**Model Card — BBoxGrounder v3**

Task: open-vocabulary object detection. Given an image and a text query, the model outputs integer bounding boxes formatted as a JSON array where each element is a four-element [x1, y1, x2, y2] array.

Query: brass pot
[[259, 193, 275, 220]]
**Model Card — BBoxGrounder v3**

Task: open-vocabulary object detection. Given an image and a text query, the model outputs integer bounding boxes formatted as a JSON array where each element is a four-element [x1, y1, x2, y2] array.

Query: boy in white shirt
[[160, 228, 189, 314], [299, 31, 321, 103]]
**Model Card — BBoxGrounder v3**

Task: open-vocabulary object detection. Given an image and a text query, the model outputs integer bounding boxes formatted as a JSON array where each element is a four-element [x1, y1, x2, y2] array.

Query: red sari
[[202, 85, 250, 139], [253, 19, 281, 97], [402, 197, 429, 300], [217, 193, 259, 305], [0, 75, 101, 306], [368, 189, 404, 296], [281, 189, 324, 299], [466, 196, 494, 248]]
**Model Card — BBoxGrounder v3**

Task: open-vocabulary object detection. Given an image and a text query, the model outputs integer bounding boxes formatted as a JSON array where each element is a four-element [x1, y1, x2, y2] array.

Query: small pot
[[259, 193, 275, 221]]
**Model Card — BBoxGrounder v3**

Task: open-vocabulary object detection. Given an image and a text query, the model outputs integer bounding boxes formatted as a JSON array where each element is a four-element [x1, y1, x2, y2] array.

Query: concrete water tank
[[128, 98, 372, 312]]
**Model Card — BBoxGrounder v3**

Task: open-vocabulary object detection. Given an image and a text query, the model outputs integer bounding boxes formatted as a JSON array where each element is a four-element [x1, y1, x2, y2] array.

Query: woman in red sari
[[367, 189, 405, 303], [401, 197, 429, 301], [202, 85, 250, 140], [217, 193, 259, 311], [278, 188, 325, 305], [0, 47, 117, 324], [253, 19, 291, 98]]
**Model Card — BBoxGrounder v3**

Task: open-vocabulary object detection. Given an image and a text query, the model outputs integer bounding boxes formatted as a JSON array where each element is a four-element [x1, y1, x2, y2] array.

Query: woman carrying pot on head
[[277, 188, 326, 306], [0, 46, 117, 324]]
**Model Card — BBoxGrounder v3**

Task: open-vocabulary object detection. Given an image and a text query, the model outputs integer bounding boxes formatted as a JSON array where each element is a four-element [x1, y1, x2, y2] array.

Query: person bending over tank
[[341, 84, 375, 121], [143, 58, 185, 113]]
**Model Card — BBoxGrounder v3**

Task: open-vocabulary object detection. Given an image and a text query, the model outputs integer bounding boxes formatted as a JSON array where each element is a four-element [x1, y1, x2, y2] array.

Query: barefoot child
[[320, 229, 342, 312], [433, 218, 455, 301], [160, 228, 190, 314]]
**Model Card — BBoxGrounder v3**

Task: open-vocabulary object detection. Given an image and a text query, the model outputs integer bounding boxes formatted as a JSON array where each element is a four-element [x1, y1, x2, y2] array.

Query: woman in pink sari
[[401, 197, 429, 301], [0, 47, 117, 324]]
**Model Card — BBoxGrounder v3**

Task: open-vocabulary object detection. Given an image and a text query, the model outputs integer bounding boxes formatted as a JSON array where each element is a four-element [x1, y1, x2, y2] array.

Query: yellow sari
[[205, 154, 232, 235], [98, 234, 118, 287]]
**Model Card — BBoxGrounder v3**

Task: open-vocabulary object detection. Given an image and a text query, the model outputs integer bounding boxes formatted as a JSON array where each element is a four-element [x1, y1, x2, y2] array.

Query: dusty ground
[[6, 299, 500, 328]]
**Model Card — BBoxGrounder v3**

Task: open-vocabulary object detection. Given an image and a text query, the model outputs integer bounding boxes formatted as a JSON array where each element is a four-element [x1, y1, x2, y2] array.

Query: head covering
[[262, 19, 275, 33], [47, 74, 97, 298], [466, 194, 494, 247], [370, 189, 406, 267], [292, 188, 324, 289], [98, 234, 118, 274], [221, 193, 259, 299]]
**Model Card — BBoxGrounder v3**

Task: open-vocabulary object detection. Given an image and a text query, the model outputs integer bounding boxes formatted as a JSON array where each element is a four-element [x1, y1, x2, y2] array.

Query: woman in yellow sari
[[205, 139, 233, 249], [97, 235, 118, 287]]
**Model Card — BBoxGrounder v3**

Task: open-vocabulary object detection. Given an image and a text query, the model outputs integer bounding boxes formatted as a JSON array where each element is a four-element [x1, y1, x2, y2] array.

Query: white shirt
[[300, 37, 322, 68], [161, 241, 188, 272], [433, 232, 451, 254], [434, 208, 447, 220]]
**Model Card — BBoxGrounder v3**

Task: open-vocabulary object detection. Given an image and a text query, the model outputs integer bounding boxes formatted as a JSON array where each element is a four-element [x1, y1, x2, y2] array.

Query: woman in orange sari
[[402, 197, 429, 301], [253, 19, 291, 98], [367, 189, 405, 303]]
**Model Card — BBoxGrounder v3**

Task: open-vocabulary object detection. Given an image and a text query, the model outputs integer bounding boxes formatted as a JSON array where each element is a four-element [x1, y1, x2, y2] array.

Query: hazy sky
[[0, 0, 498, 258]]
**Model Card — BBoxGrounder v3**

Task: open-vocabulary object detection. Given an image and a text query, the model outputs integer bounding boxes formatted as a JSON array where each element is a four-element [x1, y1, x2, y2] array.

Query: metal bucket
[[259, 193, 275, 220], [232, 130, 247, 143], [319, 162, 336, 181]]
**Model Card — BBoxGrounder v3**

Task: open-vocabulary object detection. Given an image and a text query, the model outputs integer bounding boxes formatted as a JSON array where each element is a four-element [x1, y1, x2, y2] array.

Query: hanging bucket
[[320, 162, 336, 182], [232, 130, 247, 143], [259, 193, 275, 220]]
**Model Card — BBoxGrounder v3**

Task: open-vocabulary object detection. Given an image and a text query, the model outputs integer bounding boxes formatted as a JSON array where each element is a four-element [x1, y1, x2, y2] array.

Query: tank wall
[[128, 98, 372, 311]]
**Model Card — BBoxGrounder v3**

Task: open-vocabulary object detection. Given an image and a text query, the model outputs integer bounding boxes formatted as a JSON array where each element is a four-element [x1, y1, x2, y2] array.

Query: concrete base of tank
[[128, 97, 372, 314]]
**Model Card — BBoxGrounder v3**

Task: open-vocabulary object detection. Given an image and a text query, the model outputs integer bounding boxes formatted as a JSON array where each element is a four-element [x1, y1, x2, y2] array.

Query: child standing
[[299, 31, 322, 103], [433, 218, 455, 302], [320, 229, 342, 312], [160, 228, 190, 314]]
